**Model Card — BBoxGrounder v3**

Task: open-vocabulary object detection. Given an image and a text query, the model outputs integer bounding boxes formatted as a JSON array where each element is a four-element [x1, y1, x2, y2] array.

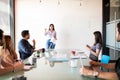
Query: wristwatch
[[93, 71, 99, 78]]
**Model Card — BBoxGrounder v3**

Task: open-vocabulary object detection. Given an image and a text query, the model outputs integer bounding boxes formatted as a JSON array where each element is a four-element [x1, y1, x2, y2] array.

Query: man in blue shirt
[[18, 30, 36, 60]]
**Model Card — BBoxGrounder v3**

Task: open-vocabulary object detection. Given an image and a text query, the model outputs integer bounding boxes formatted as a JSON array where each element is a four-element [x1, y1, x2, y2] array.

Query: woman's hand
[[45, 28, 47, 31], [45, 28, 47, 33], [44, 28, 48, 35], [89, 60, 101, 66], [86, 45, 91, 50]]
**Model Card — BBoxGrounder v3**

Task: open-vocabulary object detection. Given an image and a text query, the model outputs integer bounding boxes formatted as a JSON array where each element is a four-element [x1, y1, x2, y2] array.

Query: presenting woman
[[45, 24, 57, 49]]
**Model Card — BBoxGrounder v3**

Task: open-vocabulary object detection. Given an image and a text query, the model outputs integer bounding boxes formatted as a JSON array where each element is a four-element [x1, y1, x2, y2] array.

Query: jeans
[[46, 39, 55, 49]]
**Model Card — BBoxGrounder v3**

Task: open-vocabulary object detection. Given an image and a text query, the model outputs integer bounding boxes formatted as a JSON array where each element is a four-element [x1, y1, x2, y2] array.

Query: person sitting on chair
[[0, 29, 13, 75], [80, 22, 120, 80], [18, 30, 36, 60], [86, 31, 103, 61], [4, 35, 32, 71]]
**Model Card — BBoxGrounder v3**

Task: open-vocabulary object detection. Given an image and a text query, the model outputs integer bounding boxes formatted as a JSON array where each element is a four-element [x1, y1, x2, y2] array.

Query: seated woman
[[0, 29, 13, 75], [80, 22, 120, 80], [3, 35, 24, 71], [86, 31, 102, 61], [4, 35, 32, 71], [0, 29, 32, 75]]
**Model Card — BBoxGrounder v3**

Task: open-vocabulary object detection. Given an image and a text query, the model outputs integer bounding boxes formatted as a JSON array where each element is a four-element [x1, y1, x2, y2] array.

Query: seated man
[[80, 22, 120, 80], [18, 30, 36, 60]]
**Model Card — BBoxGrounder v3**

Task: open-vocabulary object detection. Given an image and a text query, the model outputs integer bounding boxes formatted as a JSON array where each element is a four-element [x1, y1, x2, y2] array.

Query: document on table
[[49, 54, 68, 62]]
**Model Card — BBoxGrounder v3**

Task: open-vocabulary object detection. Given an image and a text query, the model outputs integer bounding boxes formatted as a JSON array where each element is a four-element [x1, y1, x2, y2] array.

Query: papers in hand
[[50, 37, 56, 44]]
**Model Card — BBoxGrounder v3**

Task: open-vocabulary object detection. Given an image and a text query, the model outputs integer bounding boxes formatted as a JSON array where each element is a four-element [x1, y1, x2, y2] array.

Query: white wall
[[15, 0, 102, 51]]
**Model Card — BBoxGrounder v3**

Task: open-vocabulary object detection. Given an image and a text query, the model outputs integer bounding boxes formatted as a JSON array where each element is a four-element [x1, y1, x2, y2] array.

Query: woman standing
[[86, 31, 103, 61], [45, 24, 57, 49]]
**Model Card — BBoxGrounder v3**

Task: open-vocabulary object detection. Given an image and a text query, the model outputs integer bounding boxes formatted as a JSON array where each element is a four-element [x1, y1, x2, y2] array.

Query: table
[[0, 49, 102, 80]]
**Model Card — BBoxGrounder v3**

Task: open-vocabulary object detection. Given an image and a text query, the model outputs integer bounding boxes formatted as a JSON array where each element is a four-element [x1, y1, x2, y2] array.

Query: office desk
[[0, 49, 102, 80]]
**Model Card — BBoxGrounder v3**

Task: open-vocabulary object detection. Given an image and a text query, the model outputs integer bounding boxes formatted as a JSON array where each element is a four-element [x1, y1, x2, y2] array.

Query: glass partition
[[106, 19, 120, 50], [106, 19, 120, 60]]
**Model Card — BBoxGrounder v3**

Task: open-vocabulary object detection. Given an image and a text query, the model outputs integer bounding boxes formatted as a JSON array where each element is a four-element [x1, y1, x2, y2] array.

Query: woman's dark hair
[[0, 29, 4, 46], [115, 58, 120, 80], [21, 30, 29, 37], [49, 24, 55, 31], [4, 35, 17, 59], [117, 22, 120, 34], [116, 22, 120, 80], [4, 35, 12, 55], [94, 31, 103, 46], [4, 35, 11, 49]]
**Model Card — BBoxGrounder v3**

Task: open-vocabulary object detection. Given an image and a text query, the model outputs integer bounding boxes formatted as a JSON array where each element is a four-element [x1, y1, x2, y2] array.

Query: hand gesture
[[32, 39, 36, 49], [45, 28, 47, 32], [32, 39, 36, 45], [86, 44, 91, 50]]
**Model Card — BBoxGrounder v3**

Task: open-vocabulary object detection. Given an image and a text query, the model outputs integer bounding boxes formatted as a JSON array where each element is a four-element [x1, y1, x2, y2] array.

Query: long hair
[[49, 24, 55, 31], [115, 58, 120, 80], [94, 31, 103, 46], [4, 35, 17, 59], [117, 22, 120, 34], [0, 29, 4, 46]]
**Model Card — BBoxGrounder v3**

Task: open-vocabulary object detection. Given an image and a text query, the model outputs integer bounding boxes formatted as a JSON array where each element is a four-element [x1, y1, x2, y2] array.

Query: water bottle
[[32, 55, 37, 68], [36, 50, 40, 57]]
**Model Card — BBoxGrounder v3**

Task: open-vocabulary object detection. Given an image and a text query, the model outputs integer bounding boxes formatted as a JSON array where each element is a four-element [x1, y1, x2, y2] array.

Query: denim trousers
[[46, 39, 55, 49]]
